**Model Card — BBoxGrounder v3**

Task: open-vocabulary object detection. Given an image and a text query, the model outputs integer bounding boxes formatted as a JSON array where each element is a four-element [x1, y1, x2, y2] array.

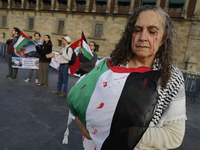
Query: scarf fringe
[[62, 110, 75, 144]]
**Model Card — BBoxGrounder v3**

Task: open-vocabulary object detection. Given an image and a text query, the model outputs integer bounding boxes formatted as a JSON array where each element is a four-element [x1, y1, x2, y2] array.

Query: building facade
[[0, 0, 200, 71]]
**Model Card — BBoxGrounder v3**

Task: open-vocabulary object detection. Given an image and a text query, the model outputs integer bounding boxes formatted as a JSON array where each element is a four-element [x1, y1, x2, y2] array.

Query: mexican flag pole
[[14, 31, 32, 50]]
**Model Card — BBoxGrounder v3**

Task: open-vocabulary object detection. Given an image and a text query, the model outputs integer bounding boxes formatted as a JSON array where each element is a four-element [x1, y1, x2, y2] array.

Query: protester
[[51, 36, 73, 98], [25, 32, 42, 84], [64, 5, 186, 150], [77, 41, 98, 76], [4, 27, 20, 81], [35, 34, 52, 87]]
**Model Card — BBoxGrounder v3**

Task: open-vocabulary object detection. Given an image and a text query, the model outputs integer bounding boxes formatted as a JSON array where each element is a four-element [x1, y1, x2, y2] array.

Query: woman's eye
[[134, 30, 141, 32], [150, 31, 155, 34]]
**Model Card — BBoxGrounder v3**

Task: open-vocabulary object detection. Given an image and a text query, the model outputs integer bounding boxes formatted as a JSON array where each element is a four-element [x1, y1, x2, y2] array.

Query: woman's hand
[[76, 117, 92, 140], [59, 51, 63, 55], [34, 42, 38, 46]]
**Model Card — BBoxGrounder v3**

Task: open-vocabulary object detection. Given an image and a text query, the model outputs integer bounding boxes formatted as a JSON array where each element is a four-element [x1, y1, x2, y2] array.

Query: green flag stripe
[[16, 38, 30, 51], [67, 58, 110, 127], [81, 46, 93, 60]]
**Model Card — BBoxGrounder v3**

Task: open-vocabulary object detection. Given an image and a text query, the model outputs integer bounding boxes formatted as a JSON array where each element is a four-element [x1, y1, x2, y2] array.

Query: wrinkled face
[[44, 36, 50, 42], [131, 10, 164, 59], [89, 42, 95, 52], [34, 34, 40, 40]]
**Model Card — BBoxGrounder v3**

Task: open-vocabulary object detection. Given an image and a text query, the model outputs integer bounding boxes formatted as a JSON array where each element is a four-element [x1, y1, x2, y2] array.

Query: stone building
[[0, 0, 200, 71]]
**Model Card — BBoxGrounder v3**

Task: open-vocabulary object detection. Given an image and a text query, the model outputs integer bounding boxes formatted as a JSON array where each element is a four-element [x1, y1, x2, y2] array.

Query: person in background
[[51, 36, 73, 98], [4, 27, 20, 81], [25, 32, 42, 84], [35, 34, 52, 87], [77, 41, 98, 76]]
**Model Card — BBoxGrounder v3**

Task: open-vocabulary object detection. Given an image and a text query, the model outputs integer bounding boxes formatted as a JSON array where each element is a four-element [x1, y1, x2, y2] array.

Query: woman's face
[[44, 36, 50, 42], [131, 10, 164, 59], [89, 42, 95, 52]]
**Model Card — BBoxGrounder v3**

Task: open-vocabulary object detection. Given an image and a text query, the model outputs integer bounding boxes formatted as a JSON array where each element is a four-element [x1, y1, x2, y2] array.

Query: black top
[[36, 43, 52, 63]]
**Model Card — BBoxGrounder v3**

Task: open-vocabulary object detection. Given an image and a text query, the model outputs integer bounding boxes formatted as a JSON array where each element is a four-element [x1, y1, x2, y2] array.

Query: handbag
[[46, 52, 55, 58]]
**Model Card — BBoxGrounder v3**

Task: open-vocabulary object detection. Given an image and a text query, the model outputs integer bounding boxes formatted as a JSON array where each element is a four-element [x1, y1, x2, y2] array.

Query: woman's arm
[[137, 120, 185, 149], [75, 117, 92, 140], [137, 83, 186, 149]]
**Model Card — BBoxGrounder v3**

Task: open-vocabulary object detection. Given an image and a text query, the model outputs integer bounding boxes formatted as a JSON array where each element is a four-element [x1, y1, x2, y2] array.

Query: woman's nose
[[139, 31, 147, 41]]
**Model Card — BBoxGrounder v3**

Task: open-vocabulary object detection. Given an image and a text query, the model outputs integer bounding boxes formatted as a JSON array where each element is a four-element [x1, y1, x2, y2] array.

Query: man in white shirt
[[51, 36, 73, 97]]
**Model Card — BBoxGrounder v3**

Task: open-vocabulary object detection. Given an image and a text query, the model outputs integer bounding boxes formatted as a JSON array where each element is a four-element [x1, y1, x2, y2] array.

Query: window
[[58, 20, 64, 34], [2, 16, 7, 27], [77, 1, 86, 11], [142, 0, 156, 5], [58, 40, 62, 46], [3, 33, 5, 38], [28, 18, 34, 30], [94, 24, 103, 38], [96, 2, 107, 13], [169, 4, 183, 12], [168, 4, 184, 17], [118, 2, 130, 14]]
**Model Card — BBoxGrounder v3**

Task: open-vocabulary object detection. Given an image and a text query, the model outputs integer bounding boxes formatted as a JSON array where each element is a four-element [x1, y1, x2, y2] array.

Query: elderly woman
[[64, 5, 186, 150]]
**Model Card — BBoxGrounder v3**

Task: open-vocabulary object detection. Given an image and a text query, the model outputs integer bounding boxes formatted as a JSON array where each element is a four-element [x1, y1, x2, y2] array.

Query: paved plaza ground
[[0, 60, 200, 150]]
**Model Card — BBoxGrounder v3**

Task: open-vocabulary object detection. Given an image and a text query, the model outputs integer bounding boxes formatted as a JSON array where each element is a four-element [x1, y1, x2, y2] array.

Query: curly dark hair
[[110, 5, 175, 89]]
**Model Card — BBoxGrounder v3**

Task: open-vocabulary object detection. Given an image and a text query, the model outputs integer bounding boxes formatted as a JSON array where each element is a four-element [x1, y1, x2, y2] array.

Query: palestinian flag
[[77, 31, 93, 60], [14, 31, 31, 51], [69, 31, 93, 75], [68, 58, 161, 150]]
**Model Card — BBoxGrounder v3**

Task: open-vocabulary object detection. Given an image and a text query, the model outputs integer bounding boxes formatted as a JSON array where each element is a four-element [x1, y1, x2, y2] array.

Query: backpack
[[66, 46, 76, 65]]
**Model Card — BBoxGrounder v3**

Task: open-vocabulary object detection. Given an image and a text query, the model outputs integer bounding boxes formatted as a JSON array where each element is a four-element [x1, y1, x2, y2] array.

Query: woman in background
[[35, 34, 52, 87], [77, 41, 98, 76]]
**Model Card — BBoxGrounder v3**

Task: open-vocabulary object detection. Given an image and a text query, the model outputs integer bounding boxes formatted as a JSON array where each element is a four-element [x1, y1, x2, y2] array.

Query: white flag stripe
[[86, 70, 129, 149], [14, 35, 24, 49], [82, 40, 94, 57]]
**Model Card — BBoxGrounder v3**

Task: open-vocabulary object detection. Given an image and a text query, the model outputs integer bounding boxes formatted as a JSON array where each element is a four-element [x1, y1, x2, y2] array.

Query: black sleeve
[[6, 39, 11, 44], [40, 44, 52, 57], [80, 53, 98, 68], [78, 52, 90, 63], [36, 45, 41, 54]]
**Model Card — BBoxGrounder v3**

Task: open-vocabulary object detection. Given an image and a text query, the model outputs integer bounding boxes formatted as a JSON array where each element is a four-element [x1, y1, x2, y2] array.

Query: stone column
[[156, 0, 160, 6], [113, 0, 118, 13], [0, 0, 2, 8], [106, 0, 111, 13], [7, 0, 11, 9], [51, 0, 55, 10], [55, 0, 59, 10], [129, 0, 135, 14], [85, 0, 90, 12], [67, 0, 71, 11], [181, 0, 189, 18], [36, 0, 39, 10], [21, 0, 24, 8], [92, 0, 96, 12], [164, 0, 170, 12]]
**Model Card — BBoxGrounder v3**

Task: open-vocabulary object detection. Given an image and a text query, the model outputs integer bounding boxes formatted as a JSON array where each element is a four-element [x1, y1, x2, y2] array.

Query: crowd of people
[[3, 27, 98, 98]]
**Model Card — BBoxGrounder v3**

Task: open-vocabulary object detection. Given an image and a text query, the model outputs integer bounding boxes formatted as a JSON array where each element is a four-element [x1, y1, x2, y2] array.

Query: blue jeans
[[57, 64, 69, 94]]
